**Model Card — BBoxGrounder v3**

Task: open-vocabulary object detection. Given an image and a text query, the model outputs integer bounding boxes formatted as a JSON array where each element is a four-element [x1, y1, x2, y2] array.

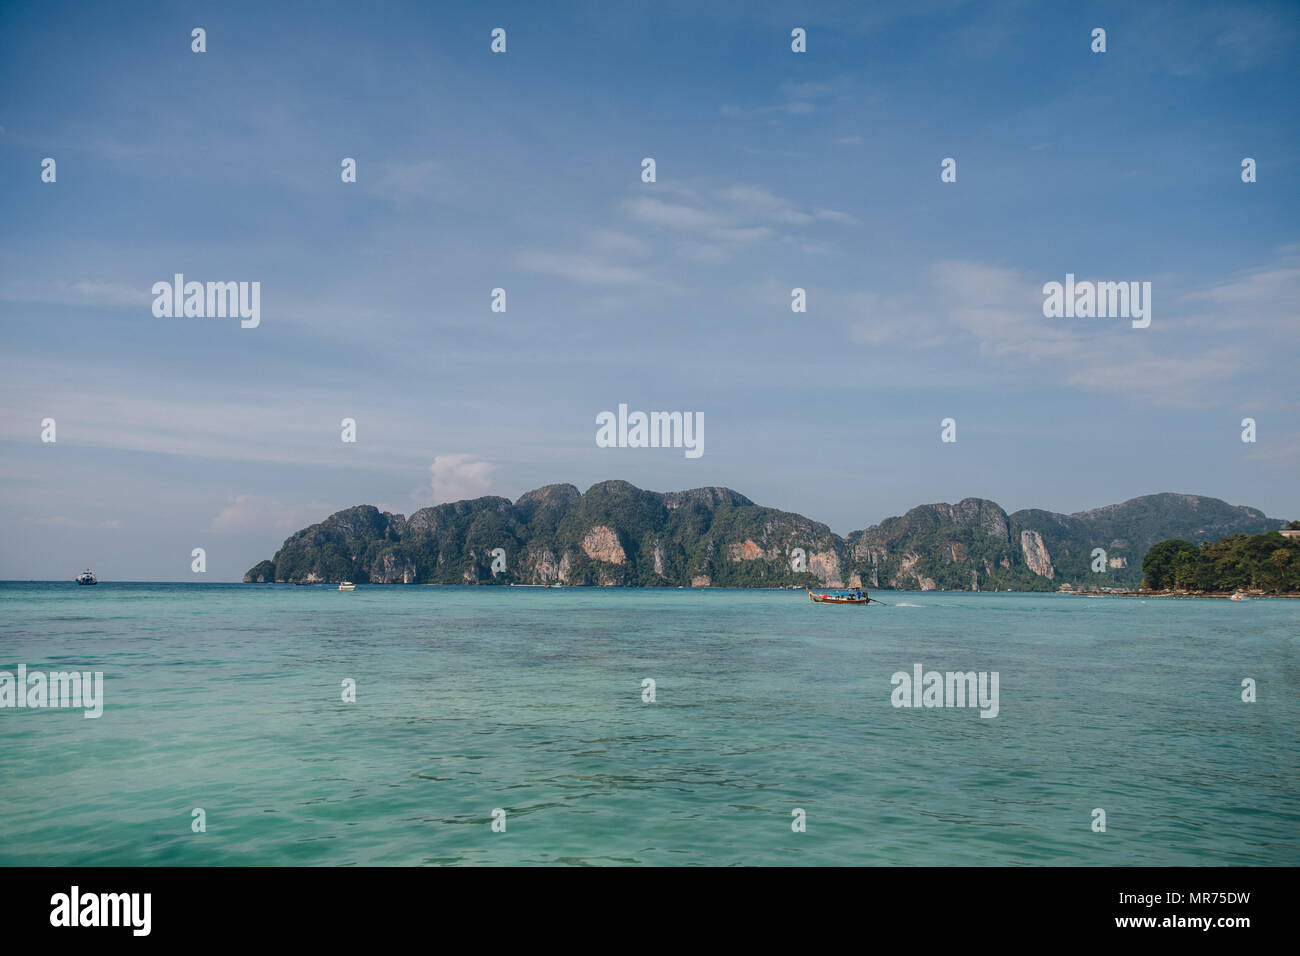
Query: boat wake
[[896, 602, 923, 607]]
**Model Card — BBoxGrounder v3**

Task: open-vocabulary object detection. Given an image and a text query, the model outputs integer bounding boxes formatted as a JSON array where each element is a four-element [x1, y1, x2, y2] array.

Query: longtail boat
[[806, 586, 873, 605]]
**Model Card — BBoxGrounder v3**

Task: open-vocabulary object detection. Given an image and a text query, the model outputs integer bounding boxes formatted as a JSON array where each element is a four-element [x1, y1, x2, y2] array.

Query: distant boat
[[806, 586, 872, 605], [338, 581, 355, 591], [1231, 591, 1246, 601], [75, 569, 97, 586]]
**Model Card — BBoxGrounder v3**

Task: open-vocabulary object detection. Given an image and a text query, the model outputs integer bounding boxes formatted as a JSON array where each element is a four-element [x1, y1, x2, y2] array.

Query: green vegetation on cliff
[[242, 483, 1283, 590], [1142, 530, 1300, 592]]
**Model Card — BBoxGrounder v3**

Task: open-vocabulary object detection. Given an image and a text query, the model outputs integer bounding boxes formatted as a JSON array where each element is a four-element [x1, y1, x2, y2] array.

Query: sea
[[1, 582, 1296, 866]]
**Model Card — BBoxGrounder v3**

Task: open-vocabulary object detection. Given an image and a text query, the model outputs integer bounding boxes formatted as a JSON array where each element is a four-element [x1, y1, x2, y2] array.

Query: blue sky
[[1, 0, 1297, 580]]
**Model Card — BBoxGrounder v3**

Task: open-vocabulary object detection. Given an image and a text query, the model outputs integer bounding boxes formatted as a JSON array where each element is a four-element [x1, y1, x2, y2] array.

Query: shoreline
[[1061, 589, 1300, 599], [11, 580, 1300, 598]]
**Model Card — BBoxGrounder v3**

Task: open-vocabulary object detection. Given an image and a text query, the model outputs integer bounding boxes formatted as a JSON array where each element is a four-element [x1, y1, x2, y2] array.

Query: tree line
[[1141, 522, 1300, 592]]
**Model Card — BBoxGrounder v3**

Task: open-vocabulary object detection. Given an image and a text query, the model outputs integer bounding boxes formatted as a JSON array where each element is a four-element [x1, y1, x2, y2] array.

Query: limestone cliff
[[244, 486, 1281, 590], [1019, 530, 1054, 579]]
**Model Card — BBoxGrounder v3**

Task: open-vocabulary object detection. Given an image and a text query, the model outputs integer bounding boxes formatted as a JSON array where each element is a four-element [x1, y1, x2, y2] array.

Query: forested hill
[[1142, 526, 1300, 592], [243, 483, 1283, 590]]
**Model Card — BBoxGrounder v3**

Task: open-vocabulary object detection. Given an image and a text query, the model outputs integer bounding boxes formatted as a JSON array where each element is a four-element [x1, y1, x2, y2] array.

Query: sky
[[1, 0, 1297, 581]]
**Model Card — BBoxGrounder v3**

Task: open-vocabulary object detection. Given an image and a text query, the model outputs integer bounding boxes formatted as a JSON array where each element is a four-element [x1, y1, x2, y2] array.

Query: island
[[242, 482, 1286, 592]]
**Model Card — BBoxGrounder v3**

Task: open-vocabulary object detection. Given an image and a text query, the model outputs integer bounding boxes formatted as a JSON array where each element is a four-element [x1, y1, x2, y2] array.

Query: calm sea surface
[[1, 582, 1296, 866]]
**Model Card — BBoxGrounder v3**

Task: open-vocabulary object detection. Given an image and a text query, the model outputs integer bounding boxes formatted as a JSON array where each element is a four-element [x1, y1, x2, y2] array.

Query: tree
[[1141, 539, 1199, 590], [1266, 549, 1292, 593]]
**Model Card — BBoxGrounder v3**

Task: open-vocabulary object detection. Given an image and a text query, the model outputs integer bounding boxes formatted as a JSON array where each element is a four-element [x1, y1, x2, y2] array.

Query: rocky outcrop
[[580, 526, 626, 564], [371, 551, 417, 584], [807, 549, 844, 587], [1020, 530, 1054, 579], [530, 548, 561, 584], [242, 560, 275, 583], [664, 487, 754, 510], [515, 483, 581, 515], [729, 539, 766, 561]]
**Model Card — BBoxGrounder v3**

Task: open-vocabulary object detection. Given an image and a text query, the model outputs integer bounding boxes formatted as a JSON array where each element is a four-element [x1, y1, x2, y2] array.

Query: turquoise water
[[0, 582, 1296, 866]]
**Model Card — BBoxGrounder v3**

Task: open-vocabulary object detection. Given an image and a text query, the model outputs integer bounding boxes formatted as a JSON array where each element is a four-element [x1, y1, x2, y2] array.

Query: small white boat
[[338, 581, 355, 591], [1230, 591, 1245, 601], [76, 569, 98, 585]]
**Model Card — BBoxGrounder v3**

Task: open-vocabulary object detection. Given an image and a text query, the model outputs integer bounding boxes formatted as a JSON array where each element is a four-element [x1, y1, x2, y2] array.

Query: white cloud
[[515, 226, 658, 286], [516, 248, 647, 285], [1182, 246, 1300, 322], [23, 515, 82, 527], [209, 495, 331, 533], [0, 279, 148, 309], [720, 101, 815, 118], [519, 183, 854, 280], [429, 454, 498, 504], [624, 196, 730, 233], [621, 183, 854, 260], [588, 229, 653, 258], [720, 78, 849, 119], [365, 160, 443, 202], [717, 185, 814, 224], [20, 515, 124, 529], [933, 260, 1081, 361], [829, 252, 1297, 407]]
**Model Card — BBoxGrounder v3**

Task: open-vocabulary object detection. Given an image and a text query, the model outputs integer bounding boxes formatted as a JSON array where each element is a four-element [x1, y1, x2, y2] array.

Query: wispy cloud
[[716, 184, 856, 225], [364, 159, 444, 203], [720, 78, 850, 119], [1181, 244, 1300, 324], [209, 495, 332, 533], [514, 182, 856, 282], [1133, 1, 1299, 76], [428, 454, 498, 504], [0, 279, 148, 310], [516, 248, 648, 285], [830, 251, 1300, 407], [23, 516, 122, 529], [620, 182, 854, 262]]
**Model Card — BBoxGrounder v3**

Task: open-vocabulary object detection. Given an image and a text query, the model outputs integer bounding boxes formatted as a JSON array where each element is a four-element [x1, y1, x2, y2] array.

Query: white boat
[[338, 581, 355, 591], [76, 569, 97, 585], [1230, 591, 1245, 601]]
